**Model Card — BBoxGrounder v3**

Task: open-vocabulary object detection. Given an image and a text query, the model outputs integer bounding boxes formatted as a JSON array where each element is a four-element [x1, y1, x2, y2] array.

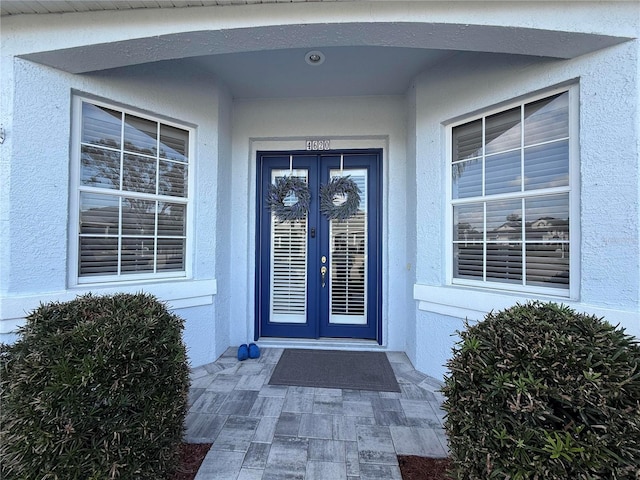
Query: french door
[[256, 150, 382, 342]]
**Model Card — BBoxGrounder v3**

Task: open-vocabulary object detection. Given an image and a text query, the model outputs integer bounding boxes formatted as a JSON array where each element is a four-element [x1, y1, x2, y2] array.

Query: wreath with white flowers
[[266, 176, 311, 222], [320, 176, 361, 221]]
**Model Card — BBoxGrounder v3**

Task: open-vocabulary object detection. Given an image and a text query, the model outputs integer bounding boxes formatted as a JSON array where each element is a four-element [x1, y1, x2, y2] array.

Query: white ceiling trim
[[0, 0, 339, 17]]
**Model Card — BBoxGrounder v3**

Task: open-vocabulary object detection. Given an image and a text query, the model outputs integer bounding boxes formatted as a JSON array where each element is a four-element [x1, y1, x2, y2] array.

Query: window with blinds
[[269, 170, 308, 323], [330, 170, 367, 325], [74, 100, 190, 283], [451, 91, 572, 294]]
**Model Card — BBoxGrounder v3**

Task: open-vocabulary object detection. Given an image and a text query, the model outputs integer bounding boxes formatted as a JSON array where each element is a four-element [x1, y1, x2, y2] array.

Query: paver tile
[[212, 415, 261, 452], [359, 462, 403, 480], [194, 449, 244, 480], [282, 393, 314, 413], [308, 438, 346, 462], [390, 426, 448, 457], [184, 413, 227, 442], [356, 425, 397, 465], [253, 416, 279, 443], [250, 395, 285, 417], [299, 413, 333, 439], [274, 412, 301, 436], [237, 468, 264, 480], [218, 390, 259, 415], [313, 395, 343, 415], [243, 441, 272, 469], [306, 461, 348, 480], [190, 391, 228, 413], [332, 414, 357, 441], [343, 400, 374, 417]]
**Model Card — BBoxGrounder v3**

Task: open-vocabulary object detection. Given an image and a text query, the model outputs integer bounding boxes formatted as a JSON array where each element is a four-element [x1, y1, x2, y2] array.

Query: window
[[71, 98, 191, 284], [450, 89, 574, 295]]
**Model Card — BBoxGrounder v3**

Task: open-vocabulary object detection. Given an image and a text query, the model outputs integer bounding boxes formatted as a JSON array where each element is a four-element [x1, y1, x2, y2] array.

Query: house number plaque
[[306, 139, 330, 151]]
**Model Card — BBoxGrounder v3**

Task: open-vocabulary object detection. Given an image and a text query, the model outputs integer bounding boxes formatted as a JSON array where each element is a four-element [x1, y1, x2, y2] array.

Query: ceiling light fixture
[[305, 50, 325, 66]]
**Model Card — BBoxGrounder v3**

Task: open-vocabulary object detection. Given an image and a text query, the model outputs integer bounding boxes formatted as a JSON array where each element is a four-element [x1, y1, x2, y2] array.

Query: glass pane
[[453, 204, 484, 241], [486, 107, 521, 155], [82, 103, 121, 149], [124, 114, 157, 155], [121, 198, 155, 235], [157, 238, 185, 271], [486, 243, 522, 283], [486, 199, 522, 241], [452, 159, 482, 199], [454, 243, 484, 280], [123, 154, 157, 194], [158, 202, 185, 236], [525, 195, 569, 241], [329, 170, 367, 324], [524, 140, 569, 190], [159, 124, 189, 162], [524, 92, 569, 146], [270, 169, 308, 323], [526, 243, 569, 288], [81, 145, 120, 189], [452, 119, 482, 161], [79, 237, 118, 276], [158, 160, 187, 197], [485, 150, 521, 195], [121, 237, 155, 273], [80, 193, 119, 235]]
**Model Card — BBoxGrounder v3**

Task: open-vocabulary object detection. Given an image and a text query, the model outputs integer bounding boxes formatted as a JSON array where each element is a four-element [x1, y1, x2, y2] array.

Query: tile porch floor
[[186, 347, 448, 480]]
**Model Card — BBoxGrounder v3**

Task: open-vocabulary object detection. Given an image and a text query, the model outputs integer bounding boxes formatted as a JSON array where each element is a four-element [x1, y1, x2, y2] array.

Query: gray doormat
[[269, 349, 401, 392]]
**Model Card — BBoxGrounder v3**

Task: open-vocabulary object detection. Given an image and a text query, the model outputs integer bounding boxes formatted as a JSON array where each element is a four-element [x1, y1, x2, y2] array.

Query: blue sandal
[[248, 343, 260, 359], [237, 344, 249, 361]]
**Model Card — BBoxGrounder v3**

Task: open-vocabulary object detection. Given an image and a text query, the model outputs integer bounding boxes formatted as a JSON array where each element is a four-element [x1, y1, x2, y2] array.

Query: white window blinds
[[451, 91, 571, 293], [76, 101, 190, 282]]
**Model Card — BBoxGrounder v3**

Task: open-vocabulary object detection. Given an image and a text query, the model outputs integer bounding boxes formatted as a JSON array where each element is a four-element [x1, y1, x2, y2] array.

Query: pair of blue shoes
[[237, 343, 260, 361]]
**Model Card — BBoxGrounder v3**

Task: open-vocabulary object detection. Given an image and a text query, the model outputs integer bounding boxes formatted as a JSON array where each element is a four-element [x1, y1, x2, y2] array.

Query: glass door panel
[[329, 169, 367, 325]]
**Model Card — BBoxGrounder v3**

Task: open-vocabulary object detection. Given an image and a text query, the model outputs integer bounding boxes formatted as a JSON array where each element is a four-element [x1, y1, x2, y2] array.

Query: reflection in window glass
[[77, 100, 190, 281], [451, 91, 571, 293]]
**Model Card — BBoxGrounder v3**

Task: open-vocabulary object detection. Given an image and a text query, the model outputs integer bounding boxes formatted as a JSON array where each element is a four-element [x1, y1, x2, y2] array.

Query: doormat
[[268, 349, 401, 392]]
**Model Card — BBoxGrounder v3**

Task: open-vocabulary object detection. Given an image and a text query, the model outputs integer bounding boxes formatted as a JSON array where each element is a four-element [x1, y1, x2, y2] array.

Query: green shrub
[[1, 293, 190, 480], [442, 301, 640, 479]]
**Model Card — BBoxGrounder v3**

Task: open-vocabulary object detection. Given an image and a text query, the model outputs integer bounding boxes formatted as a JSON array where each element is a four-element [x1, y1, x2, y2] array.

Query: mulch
[[171, 443, 212, 480], [398, 455, 452, 480], [172, 443, 452, 480]]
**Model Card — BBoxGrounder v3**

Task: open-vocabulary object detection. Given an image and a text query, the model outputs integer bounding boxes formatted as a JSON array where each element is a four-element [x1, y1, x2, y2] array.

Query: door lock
[[321, 266, 327, 288]]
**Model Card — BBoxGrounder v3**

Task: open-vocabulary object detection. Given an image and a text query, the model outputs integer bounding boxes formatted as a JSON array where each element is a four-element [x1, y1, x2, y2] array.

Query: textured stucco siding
[[1, 1, 638, 377], [0, 60, 222, 367], [412, 41, 640, 379]]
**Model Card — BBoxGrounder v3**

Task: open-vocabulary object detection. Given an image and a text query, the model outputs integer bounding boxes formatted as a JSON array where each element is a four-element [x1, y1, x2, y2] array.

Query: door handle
[[321, 266, 327, 288]]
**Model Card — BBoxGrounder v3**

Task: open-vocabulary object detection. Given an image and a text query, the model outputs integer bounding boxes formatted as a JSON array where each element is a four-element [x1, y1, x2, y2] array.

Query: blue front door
[[256, 150, 382, 342]]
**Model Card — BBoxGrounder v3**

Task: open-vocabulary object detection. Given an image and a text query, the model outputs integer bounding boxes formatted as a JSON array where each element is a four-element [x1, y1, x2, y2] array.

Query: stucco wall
[[1, 0, 638, 377], [0, 59, 222, 367], [229, 96, 411, 351], [412, 42, 640, 379]]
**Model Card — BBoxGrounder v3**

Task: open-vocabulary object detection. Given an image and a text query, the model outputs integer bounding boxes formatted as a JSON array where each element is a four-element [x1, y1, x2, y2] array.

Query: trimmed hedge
[[0, 293, 190, 480], [442, 301, 640, 479]]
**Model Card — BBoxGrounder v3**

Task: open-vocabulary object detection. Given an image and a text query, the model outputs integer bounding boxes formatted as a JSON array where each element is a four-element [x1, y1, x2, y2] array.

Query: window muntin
[[450, 91, 572, 294], [75, 100, 190, 283]]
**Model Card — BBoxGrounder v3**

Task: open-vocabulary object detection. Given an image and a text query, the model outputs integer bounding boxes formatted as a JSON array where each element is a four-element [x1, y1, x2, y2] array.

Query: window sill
[[0, 279, 217, 333], [413, 284, 639, 333]]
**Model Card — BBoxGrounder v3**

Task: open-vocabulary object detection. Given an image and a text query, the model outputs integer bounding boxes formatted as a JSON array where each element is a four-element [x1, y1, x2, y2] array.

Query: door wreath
[[266, 176, 311, 222], [320, 176, 361, 221]]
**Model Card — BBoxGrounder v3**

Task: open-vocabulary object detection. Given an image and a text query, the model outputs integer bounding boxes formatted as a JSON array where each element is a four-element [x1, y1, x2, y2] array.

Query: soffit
[[0, 0, 338, 17]]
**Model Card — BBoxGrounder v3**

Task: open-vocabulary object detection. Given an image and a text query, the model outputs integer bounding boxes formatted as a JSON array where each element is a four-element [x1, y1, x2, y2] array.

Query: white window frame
[[445, 85, 580, 299], [68, 96, 194, 286]]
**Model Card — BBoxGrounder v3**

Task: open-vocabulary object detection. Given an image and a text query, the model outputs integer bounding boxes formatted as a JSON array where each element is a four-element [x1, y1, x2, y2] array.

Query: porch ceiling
[[4, 2, 632, 99]]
